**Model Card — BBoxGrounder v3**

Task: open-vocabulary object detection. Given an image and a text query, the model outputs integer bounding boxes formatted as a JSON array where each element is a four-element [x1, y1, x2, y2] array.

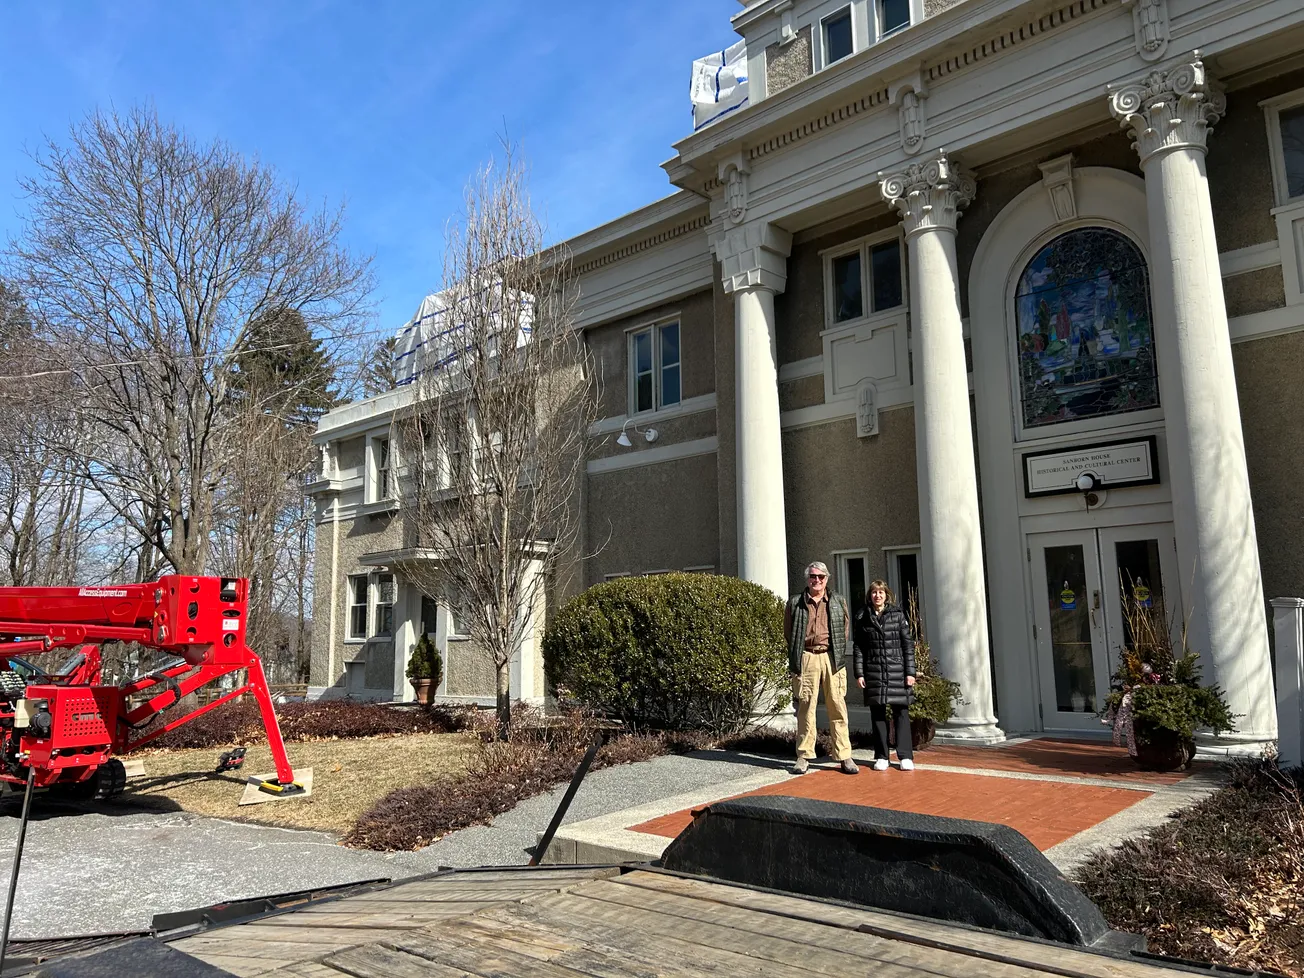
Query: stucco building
[[309, 0, 1304, 754]]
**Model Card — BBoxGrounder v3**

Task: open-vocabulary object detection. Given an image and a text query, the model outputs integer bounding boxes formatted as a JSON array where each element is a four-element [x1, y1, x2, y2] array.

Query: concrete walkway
[[540, 737, 1225, 874]]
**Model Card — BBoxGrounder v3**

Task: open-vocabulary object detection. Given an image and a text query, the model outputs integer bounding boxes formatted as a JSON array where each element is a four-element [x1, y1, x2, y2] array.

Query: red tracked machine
[[0, 576, 301, 799]]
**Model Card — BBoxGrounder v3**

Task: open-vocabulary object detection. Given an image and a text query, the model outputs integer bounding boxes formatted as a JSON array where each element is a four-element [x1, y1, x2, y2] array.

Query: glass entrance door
[[1028, 523, 1180, 731]]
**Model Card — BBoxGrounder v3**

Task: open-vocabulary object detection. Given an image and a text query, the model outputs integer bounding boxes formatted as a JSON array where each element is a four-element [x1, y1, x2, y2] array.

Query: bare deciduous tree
[[399, 152, 595, 736], [8, 105, 372, 576]]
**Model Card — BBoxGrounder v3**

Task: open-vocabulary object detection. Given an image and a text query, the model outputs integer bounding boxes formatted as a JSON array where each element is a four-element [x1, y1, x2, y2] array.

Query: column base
[[1194, 730, 1275, 760], [933, 718, 1007, 746]]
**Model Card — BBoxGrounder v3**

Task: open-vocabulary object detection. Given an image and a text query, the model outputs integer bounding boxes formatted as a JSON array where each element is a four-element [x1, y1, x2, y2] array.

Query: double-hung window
[[828, 237, 904, 325], [629, 321, 681, 414], [366, 434, 393, 503], [1263, 90, 1304, 307], [375, 573, 395, 637], [347, 575, 369, 640]]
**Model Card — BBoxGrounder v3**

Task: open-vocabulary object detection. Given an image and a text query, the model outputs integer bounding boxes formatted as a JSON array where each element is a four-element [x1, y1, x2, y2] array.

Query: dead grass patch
[[113, 733, 477, 835]]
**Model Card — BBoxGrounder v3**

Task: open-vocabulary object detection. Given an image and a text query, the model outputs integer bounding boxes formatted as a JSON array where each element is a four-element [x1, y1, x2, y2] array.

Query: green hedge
[[543, 573, 788, 735]]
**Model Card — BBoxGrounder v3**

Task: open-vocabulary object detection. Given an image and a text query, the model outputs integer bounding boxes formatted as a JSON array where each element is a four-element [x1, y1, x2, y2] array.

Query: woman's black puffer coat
[[852, 604, 916, 707]]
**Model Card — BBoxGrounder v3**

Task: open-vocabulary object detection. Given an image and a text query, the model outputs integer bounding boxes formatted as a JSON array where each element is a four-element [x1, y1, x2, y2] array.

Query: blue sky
[[0, 1, 739, 340]]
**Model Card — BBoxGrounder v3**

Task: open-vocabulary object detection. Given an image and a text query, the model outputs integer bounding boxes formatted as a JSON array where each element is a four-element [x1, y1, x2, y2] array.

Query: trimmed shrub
[[543, 573, 788, 735]]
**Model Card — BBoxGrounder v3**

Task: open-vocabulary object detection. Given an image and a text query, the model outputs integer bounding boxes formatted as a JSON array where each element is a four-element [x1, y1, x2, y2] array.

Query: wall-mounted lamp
[[1076, 471, 1104, 509], [615, 420, 658, 448]]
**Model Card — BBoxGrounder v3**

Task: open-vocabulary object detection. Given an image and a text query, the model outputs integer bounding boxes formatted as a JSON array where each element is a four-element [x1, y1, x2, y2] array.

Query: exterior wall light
[[615, 420, 659, 448]]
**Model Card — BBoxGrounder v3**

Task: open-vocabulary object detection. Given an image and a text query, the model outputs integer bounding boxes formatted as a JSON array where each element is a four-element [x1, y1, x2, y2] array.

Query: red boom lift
[[0, 576, 301, 799]]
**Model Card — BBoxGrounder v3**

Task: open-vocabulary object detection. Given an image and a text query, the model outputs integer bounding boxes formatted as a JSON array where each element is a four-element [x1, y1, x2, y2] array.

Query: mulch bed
[[1076, 762, 1304, 977]]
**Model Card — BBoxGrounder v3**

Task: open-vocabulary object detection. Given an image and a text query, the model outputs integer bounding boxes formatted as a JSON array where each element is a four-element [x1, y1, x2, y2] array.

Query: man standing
[[784, 561, 857, 775]]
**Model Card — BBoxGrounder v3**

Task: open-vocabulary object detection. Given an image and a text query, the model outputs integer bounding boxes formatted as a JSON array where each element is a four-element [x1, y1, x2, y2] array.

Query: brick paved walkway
[[630, 739, 1212, 852], [539, 737, 1224, 871]]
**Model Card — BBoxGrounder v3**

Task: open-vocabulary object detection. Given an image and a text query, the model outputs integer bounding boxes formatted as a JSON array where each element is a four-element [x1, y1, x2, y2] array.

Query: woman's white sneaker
[[872, 759, 890, 772], [899, 758, 914, 771]]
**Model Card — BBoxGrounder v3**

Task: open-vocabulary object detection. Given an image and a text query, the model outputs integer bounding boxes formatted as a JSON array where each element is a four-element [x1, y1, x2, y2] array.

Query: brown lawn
[[110, 732, 478, 835]]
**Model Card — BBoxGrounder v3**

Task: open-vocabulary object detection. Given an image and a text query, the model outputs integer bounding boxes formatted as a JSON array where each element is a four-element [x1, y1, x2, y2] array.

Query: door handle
[[1091, 589, 1100, 628]]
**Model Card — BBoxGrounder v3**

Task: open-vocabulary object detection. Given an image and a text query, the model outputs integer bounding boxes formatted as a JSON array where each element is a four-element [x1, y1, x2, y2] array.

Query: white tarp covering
[[690, 39, 748, 132], [393, 287, 533, 388]]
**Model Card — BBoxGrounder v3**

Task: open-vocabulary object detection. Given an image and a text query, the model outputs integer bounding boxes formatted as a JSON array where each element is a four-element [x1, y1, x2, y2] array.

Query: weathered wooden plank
[[613, 871, 1194, 978], [319, 944, 474, 978], [422, 912, 728, 978], [509, 889, 1015, 978], [174, 953, 274, 978], [213, 922, 412, 945], [258, 964, 352, 978], [565, 877, 1046, 978], [393, 929, 652, 978], [347, 885, 569, 903]]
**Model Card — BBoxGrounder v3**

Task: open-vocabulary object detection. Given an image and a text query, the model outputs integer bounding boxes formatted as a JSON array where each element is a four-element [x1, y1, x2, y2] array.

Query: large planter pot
[[411, 679, 433, 706], [1132, 721, 1195, 771], [910, 718, 936, 751]]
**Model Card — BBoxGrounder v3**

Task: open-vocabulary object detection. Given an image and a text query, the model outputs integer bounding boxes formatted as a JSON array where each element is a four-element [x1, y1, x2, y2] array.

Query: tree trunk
[[496, 661, 512, 741]]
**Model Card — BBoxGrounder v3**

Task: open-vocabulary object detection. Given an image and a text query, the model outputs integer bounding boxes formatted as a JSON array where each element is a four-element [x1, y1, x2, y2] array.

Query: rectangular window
[[827, 236, 904, 326], [629, 321, 682, 414], [836, 553, 869, 620], [823, 7, 854, 65], [375, 437, 391, 500], [870, 240, 903, 312], [443, 420, 466, 489], [879, 0, 911, 37], [375, 573, 395, 637], [832, 252, 863, 322], [1280, 103, 1304, 200], [347, 575, 368, 640], [449, 592, 473, 638]]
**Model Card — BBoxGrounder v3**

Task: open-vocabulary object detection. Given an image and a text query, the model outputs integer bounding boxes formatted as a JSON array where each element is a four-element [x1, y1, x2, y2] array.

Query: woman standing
[[853, 580, 917, 771]]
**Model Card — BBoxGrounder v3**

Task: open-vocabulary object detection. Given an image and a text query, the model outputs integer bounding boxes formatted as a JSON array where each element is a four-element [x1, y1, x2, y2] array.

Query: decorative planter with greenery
[[903, 590, 961, 751], [406, 634, 443, 706], [1101, 585, 1234, 771]]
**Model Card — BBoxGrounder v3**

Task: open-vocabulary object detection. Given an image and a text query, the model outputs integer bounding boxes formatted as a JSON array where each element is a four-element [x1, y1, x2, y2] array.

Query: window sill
[[448, 634, 472, 642], [358, 498, 399, 517]]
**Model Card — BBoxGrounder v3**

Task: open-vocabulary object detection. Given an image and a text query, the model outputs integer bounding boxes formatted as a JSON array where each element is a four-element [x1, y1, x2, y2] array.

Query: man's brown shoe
[[840, 759, 860, 775], [790, 757, 809, 775]]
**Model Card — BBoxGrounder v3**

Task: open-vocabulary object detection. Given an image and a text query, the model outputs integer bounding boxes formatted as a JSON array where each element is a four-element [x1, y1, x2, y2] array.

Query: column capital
[[711, 221, 793, 295], [1108, 56, 1225, 166], [878, 153, 976, 238]]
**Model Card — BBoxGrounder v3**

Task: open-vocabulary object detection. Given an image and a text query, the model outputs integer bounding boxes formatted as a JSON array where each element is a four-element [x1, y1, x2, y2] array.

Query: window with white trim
[[365, 434, 393, 503], [822, 6, 854, 67], [826, 235, 904, 326], [628, 320, 681, 414], [449, 591, 474, 639], [877, 0, 911, 38], [1263, 90, 1304, 307], [884, 546, 926, 634], [375, 573, 395, 637], [834, 551, 869, 620], [347, 575, 368, 640]]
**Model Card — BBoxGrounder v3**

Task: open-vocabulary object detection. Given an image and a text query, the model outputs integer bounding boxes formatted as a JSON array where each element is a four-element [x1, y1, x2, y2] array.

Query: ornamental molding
[[572, 213, 711, 276], [1038, 154, 1078, 223], [1121, 0, 1169, 63], [888, 68, 929, 157], [878, 152, 976, 237], [711, 222, 793, 294], [1107, 56, 1226, 166], [737, 0, 1110, 167], [719, 152, 751, 225]]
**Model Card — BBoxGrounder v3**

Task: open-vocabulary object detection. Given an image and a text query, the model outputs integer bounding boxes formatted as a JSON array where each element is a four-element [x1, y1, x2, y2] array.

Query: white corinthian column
[[713, 221, 794, 600], [1109, 58, 1276, 754], [879, 154, 1003, 744]]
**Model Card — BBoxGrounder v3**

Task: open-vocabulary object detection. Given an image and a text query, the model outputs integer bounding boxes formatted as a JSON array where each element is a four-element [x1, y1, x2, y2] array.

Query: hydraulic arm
[[0, 576, 301, 798]]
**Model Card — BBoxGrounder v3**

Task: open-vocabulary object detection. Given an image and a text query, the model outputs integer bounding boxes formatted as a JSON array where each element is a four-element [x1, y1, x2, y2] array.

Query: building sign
[[1022, 436, 1159, 497]]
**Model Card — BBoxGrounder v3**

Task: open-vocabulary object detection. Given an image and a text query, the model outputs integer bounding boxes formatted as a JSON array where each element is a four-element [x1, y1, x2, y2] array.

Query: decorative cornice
[[748, 89, 890, 163], [711, 222, 793, 294], [1107, 56, 1225, 166], [573, 213, 711, 276], [878, 153, 976, 238], [924, 0, 1112, 84], [1121, 0, 1169, 63]]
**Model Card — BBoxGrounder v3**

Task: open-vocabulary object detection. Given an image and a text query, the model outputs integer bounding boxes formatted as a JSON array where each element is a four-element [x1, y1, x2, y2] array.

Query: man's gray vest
[[785, 591, 849, 675]]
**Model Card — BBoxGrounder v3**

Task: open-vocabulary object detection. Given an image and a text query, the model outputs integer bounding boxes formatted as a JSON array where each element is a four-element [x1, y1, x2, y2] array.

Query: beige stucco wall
[[1235, 331, 1304, 606], [925, 0, 966, 14], [586, 452, 720, 583], [588, 288, 716, 420], [766, 24, 812, 97], [1224, 266, 1286, 319], [445, 635, 497, 698], [780, 407, 921, 595], [336, 436, 364, 473]]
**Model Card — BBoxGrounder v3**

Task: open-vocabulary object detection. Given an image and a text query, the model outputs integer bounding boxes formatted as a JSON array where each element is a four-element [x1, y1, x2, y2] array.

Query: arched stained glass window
[[1015, 228, 1158, 429]]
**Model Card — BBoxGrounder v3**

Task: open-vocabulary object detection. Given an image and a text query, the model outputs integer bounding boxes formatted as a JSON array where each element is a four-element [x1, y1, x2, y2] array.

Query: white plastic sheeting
[[690, 39, 748, 132], [393, 287, 533, 388]]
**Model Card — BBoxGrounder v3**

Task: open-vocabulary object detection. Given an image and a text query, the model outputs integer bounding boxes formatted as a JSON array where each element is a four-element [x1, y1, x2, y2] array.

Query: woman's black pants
[[870, 703, 913, 761]]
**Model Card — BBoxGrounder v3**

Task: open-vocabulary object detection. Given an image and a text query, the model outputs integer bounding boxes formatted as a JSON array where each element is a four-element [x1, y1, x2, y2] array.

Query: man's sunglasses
[[808, 573, 827, 580]]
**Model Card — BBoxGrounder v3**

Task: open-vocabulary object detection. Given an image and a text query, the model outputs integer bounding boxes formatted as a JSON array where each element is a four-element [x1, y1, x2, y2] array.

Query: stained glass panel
[[1015, 228, 1158, 429]]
